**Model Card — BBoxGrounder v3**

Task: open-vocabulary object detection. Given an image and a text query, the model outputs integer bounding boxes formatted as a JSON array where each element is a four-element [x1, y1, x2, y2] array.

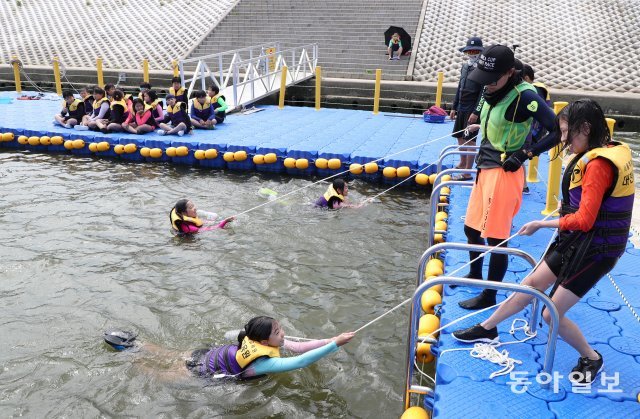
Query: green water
[[1, 131, 639, 418]]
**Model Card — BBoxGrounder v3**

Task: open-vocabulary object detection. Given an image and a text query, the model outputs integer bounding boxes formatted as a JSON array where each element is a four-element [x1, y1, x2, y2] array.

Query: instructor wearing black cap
[[458, 44, 560, 310]]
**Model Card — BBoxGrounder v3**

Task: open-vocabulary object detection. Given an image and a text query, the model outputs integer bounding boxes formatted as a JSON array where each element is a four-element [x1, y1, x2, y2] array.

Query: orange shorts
[[464, 167, 524, 239]]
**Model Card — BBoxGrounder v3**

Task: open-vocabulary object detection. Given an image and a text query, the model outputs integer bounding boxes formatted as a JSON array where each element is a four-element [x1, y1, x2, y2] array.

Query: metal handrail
[[432, 168, 476, 188], [436, 150, 478, 173], [180, 43, 278, 64], [403, 275, 560, 408], [439, 144, 480, 158]]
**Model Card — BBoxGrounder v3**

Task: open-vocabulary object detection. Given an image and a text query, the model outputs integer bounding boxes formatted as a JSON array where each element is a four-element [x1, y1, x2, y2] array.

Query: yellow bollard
[[172, 60, 179, 77], [11, 56, 22, 93], [542, 101, 569, 215], [315, 66, 321, 111], [605, 118, 616, 138], [278, 65, 288, 109], [373, 68, 381, 115], [435, 71, 444, 108], [526, 156, 539, 183], [52, 58, 62, 96], [96, 57, 104, 88], [143, 59, 149, 83]]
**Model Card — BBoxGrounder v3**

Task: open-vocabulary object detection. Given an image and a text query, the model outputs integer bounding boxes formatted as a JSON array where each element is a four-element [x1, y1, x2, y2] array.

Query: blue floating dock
[[429, 155, 640, 417], [0, 92, 452, 183]]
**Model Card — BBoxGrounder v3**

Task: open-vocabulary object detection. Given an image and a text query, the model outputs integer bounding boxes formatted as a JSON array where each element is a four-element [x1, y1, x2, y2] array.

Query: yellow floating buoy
[[114, 144, 125, 154], [428, 282, 443, 294], [253, 154, 265, 164], [401, 406, 430, 419], [72, 139, 85, 149], [205, 149, 218, 159], [434, 233, 445, 243], [416, 342, 434, 363], [50, 136, 63, 145], [435, 211, 448, 222], [364, 162, 378, 174], [439, 195, 448, 203], [396, 166, 411, 177], [176, 146, 189, 157], [18, 135, 29, 145], [124, 143, 136, 153], [415, 173, 429, 185], [315, 158, 328, 169], [97, 141, 110, 152], [428, 173, 437, 184], [1, 132, 14, 142], [194, 150, 206, 160], [418, 313, 440, 338], [441, 174, 452, 182], [382, 166, 397, 178], [441, 186, 451, 196], [233, 150, 247, 161], [425, 262, 444, 278], [140, 147, 151, 158], [63, 140, 74, 150], [427, 258, 444, 271], [166, 147, 177, 157], [327, 158, 341, 170], [28, 136, 40, 146], [421, 289, 443, 314], [149, 148, 163, 158], [283, 157, 296, 169], [435, 220, 448, 232], [264, 153, 277, 164], [349, 163, 363, 175], [223, 151, 235, 162], [39, 136, 51, 146], [88, 142, 98, 152], [295, 158, 309, 170]]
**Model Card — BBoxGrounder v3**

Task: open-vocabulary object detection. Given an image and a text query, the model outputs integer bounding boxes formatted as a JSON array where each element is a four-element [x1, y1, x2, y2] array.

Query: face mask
[[467, 55, 479, 66]]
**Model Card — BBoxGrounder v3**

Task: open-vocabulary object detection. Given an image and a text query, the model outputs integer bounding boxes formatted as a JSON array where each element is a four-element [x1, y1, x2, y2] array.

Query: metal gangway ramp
[[179, 43, 318, 113]]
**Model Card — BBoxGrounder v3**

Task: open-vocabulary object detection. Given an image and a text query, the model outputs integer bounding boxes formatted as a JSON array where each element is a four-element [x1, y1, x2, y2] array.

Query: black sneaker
[[523, 186, 530, 195], [569, 351, 603, 384], [459, 290, 496, 310], [452, 324, 498, 343]]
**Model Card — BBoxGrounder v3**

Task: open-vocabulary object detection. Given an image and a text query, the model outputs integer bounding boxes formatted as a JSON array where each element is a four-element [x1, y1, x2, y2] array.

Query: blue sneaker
[[104, 329, 137, 351]]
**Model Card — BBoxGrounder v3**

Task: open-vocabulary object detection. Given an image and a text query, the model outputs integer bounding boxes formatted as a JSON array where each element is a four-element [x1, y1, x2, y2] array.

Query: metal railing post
[[436, 150, 478, 173]]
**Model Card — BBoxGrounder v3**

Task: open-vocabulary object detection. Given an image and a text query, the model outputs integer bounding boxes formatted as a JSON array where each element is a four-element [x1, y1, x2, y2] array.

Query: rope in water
[[227, 128, 468, 219]]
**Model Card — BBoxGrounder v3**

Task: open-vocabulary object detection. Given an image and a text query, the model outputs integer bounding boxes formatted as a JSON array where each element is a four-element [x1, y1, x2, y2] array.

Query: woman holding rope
[[453, 99, 635, 384]]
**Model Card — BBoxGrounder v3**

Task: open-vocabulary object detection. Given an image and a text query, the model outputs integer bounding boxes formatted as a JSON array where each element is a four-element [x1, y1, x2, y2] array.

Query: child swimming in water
[[104, 316, 355, 380], [169, 198, 234, 234], [315, 178, 351, 209]]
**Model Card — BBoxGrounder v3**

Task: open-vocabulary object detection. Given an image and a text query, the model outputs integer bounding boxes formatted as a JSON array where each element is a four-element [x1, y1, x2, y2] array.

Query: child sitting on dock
[[190, 90, 215, 129], [122, 99, 156, 135], [315, 178, 351, 209], [169, 76, 188, 104], [207, 85, 228, 125], [157, 94, 192, 136], [53, 90, 85, 128], [143, 90, 165, 125], [169, 198, 234, 234], [79, 87, 110, 131], [138, 82, 151, 100], [95, 89, 129, 133], [80, 86, 94, 116]]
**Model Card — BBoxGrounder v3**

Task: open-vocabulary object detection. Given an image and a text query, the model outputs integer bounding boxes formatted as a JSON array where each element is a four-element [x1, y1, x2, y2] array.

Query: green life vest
[[480, 82, 537, 155]]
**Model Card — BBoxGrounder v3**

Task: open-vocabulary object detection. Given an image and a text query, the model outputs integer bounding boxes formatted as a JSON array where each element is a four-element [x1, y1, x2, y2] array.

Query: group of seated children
[[53, 77, 228, 136]]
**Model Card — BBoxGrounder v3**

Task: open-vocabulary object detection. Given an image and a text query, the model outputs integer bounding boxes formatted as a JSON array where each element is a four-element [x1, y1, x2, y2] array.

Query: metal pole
[[11, 56, 22, 93], [435, 71, 444, 108], [373, 69, 382, 115], [315, 66, 321, 111], [143, 59, 149, 83], [172, 60, 179, 77], [96, 57, 104, 87], [52, 58, 62, 96], [542, 101, 568, 215], [278, 66, 288, 109], [527, 156, 540, 183]]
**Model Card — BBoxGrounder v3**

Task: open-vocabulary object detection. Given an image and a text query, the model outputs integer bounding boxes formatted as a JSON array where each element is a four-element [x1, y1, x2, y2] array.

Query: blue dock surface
[[0, 92, 451, 181], [431, 155, 640, 417]]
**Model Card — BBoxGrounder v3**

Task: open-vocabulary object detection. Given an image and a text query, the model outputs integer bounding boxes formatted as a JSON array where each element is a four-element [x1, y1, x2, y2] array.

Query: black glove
[[502, 149, 529, 172]]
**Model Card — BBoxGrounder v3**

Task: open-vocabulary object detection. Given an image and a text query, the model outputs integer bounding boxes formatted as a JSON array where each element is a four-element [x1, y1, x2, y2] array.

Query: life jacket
[[110, 99, 127, 111], [480, 81, 537, 156], [167, 102, 186, 114], [210, 94, 227, 112], [109, 99, 129, 123], [193, 97, 211, 111], [559, 142, 634, 260], [63, 98, 84, 119], [92, 97, 110, 118], [169, 207, 203, 233], [323, 184, 344, 203], [532, 82, 551, 104], [235, 337, 280, 368], [169, 86, 186, 98], [83, 96, 94, 115], [135, 109, 156, 126]]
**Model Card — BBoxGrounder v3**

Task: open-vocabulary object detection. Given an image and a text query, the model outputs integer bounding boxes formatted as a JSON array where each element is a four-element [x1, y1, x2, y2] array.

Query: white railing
[[178, 43, 318, 112]]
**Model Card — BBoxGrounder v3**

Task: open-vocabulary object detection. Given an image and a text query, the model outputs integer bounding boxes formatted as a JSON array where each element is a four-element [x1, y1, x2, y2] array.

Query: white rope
[[607, 273, 640, 324]]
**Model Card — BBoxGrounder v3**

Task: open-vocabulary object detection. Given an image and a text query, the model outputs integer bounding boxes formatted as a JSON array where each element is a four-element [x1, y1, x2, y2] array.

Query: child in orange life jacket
[[53, 90, 85, 128], [169, 198, 234, 234], [122, 99, 157, 134], [95, 89, 129, 133], [190, 90, 215, 129], [169, 76, 188, 104], [157, 94, 192, 136], [207, 85, 228, 125], [143, 89, 165, 125]]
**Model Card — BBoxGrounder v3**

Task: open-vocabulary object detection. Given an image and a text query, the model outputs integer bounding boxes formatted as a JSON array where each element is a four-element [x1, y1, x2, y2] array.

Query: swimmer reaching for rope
[[169, 199, 234, 235], [104, 316, 354, 380]]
